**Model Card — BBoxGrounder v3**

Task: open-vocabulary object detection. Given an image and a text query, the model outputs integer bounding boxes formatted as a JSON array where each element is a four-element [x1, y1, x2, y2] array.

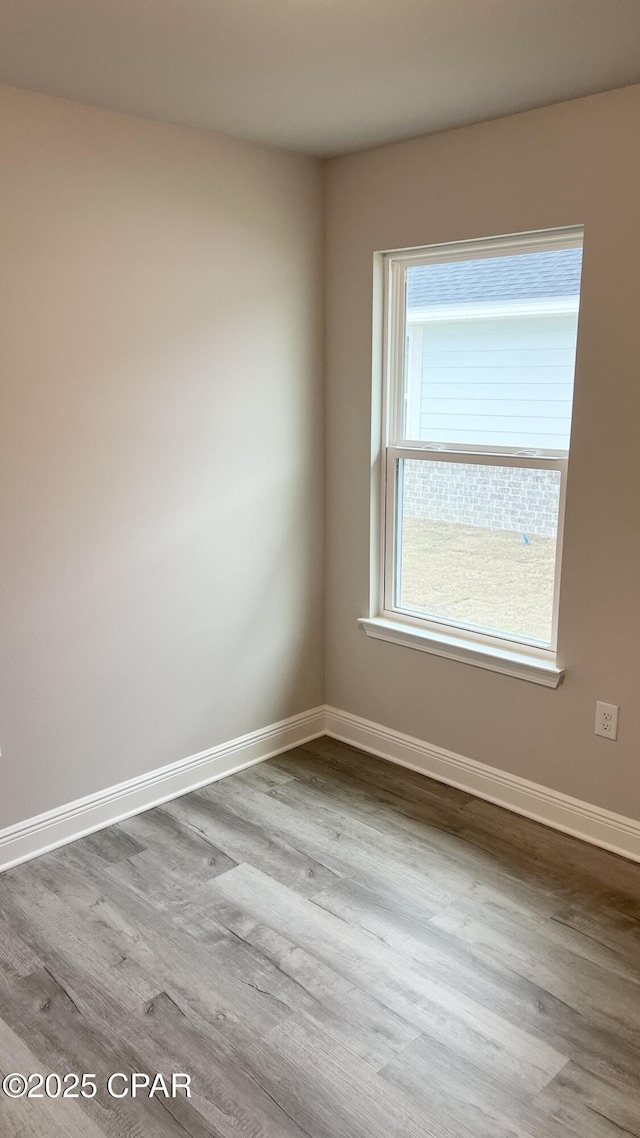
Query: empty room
[[1, 2, 640, 1135]]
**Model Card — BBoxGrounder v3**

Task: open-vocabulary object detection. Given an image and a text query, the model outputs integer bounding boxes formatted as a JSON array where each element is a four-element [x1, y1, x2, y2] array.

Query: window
[[360, 227, 584, 686]]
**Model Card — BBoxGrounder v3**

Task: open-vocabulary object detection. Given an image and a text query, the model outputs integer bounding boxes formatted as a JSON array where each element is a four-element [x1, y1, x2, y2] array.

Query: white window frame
[[359, 226, 584, 687]]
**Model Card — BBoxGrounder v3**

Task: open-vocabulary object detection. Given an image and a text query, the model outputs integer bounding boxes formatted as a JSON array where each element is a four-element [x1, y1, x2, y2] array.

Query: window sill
[[357, 617, 564, 688]]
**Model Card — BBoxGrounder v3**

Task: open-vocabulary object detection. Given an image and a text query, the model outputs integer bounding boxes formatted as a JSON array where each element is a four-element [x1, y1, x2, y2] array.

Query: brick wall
[[402, 461, 560, 537]]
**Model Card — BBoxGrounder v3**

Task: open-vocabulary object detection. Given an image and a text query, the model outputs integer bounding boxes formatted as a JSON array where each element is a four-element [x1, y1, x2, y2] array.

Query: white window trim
[[357, 617, 564, 687], [407, 295, 580, 323], [360, 225, 583, 686]]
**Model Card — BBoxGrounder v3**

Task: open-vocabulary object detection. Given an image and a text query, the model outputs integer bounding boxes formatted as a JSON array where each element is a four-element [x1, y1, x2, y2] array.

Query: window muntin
[[381, 228, 583, 654]]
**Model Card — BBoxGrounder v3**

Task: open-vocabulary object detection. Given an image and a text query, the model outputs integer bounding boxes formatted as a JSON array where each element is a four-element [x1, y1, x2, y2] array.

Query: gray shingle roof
[[407, 247, 582, 308]]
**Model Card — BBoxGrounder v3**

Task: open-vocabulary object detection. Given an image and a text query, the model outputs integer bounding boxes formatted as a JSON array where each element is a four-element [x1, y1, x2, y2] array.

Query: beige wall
[[2, 81, 639, 834], [324, 84, 640, 819], [0, 86, 324, 829]]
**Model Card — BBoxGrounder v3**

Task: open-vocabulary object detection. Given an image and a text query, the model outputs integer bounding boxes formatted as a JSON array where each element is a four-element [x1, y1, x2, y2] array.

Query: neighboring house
[[403, 248, 582, 536], [405, 248, 582, 450]]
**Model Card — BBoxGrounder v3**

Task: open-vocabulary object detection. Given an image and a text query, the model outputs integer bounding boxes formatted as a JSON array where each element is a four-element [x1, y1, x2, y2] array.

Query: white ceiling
[[1, 0, 640, 157]]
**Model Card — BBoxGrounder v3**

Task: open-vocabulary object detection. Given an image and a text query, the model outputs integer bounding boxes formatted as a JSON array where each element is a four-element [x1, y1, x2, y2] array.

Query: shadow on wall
[[0, 86, 323, 831]]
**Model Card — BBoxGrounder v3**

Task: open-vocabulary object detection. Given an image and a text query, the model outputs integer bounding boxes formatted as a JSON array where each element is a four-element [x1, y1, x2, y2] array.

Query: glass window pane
[[397, 459, 561, 644], [403, 247, 582, 449]]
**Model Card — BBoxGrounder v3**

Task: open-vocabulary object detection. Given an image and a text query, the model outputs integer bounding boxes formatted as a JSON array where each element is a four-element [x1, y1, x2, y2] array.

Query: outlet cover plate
[[595, 701, 619, 740]]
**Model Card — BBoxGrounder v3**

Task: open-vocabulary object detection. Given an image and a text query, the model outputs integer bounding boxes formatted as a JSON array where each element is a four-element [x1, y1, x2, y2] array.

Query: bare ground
[[400, 517, 556, 643]]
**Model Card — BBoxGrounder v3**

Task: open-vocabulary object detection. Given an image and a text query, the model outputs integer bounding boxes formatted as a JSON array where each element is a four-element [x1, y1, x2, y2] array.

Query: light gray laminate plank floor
[[1, 735, 639, 1137]]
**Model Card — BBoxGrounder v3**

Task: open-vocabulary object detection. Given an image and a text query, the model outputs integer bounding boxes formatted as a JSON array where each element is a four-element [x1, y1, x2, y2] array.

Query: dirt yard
[[400, 517, 557, 643]]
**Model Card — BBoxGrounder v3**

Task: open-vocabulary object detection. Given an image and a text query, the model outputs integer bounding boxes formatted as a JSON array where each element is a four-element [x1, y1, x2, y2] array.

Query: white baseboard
[[0, 707, 325, 874], [324, 706, 640, 864], [3, 702, 639, 874]]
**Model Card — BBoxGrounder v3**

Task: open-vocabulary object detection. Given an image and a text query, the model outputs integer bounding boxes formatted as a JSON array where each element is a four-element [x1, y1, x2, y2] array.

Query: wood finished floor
[[1, 736, 640, 1138]]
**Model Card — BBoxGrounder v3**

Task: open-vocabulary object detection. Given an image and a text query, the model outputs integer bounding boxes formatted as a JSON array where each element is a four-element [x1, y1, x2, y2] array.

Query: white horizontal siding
[[423, 382, 574, 401], [411, 312, 579, 450], [421, 401, 572, 420], [419, 316, 576, 347], [416, 429, 571, 449], [420, 366, 575, 382], [417, 349, 576, 369]]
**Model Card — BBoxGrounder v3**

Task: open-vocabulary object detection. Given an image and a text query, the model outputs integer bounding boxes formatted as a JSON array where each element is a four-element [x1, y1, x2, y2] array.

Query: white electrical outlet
[[595, 701, 619, 740]]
